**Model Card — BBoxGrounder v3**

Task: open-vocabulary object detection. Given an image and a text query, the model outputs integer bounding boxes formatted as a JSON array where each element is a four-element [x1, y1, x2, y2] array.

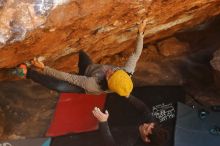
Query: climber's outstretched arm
[[123, 20, 147, 74], [27, 69, 84, 93]]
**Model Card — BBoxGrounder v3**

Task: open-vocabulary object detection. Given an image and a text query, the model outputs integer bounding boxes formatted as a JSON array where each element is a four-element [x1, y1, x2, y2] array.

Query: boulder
[[157, 37, 190, 57]]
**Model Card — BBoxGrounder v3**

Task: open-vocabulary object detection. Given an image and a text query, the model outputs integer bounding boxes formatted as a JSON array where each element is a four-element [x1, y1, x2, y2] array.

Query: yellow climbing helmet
[[107, 69, 133, 97]]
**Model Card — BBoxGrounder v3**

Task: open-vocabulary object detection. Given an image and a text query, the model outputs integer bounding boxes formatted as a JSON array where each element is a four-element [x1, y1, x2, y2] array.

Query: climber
[[17, 20, 147, 97]]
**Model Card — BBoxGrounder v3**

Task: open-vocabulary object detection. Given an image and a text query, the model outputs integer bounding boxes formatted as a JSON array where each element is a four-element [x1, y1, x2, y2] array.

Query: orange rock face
[[0, 0, 220, 78], [158, 37, 190, 57]]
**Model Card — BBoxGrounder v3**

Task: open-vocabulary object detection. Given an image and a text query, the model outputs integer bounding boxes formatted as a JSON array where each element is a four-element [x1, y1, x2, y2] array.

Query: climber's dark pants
[[26, 50, 93, 93]]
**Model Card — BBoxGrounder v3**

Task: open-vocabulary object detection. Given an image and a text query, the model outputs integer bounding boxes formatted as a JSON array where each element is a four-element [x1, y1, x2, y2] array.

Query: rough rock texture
[[0, 80, 58, 140], [157, 37, 190, 57], [211, 49, 220, 71], [210, 49, 220, 90], [1, 0, 220, 73]]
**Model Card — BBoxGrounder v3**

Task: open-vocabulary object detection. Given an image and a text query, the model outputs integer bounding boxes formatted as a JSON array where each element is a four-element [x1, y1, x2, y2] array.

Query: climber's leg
[[78, 50, 93, 75]]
